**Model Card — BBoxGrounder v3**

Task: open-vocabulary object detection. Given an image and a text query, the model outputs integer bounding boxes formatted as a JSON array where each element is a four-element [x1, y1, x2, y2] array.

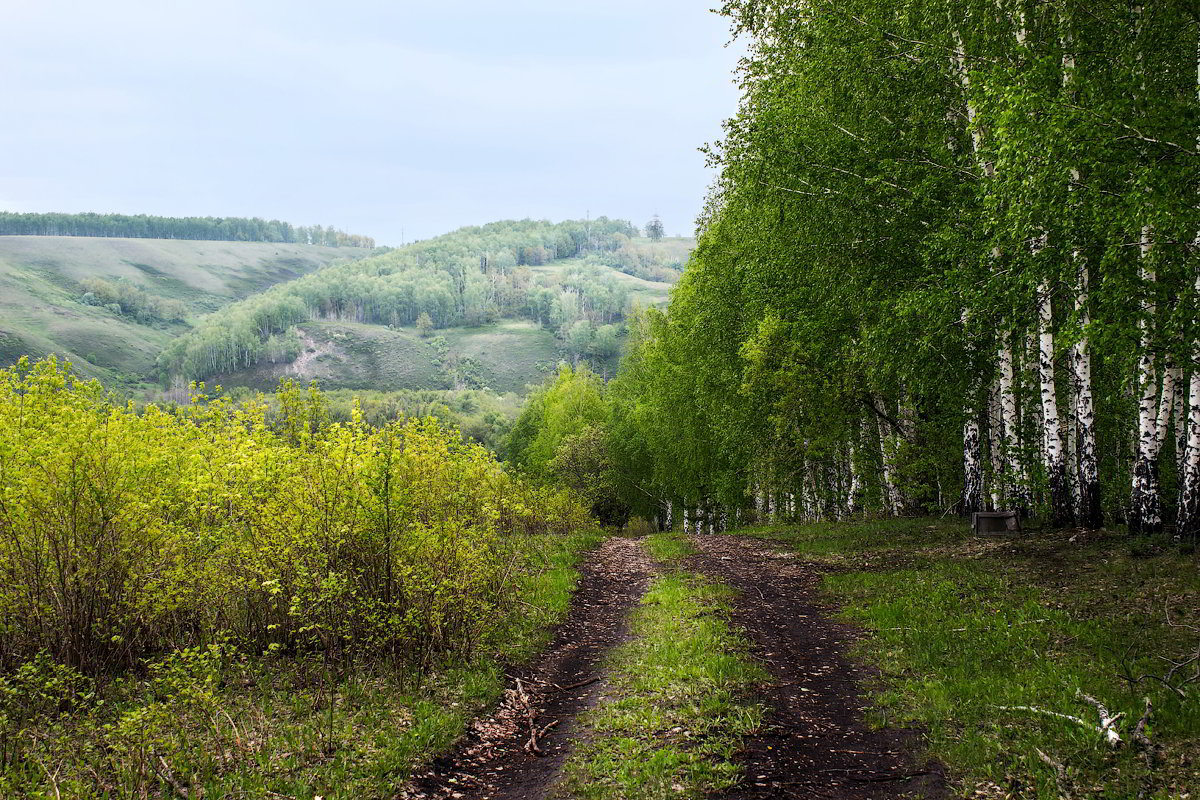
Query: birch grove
[[593, 0, 1200, 540]]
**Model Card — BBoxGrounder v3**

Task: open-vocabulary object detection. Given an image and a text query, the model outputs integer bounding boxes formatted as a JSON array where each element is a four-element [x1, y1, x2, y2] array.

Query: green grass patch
[[646, 529, 696, 564], [561, 572, 766, 800], [0, 530, 604, 799], [758, 517, 1200, 799]]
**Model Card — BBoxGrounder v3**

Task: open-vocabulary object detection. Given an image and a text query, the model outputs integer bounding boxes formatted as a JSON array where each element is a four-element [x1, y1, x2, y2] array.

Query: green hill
[[0, 236, 372, 388], [166, 219, 691, 395], [0, 221, 691, 401]]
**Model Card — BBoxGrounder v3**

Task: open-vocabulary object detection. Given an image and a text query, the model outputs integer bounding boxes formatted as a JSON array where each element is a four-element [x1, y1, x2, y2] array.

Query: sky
[[1, 1, 745, 245]]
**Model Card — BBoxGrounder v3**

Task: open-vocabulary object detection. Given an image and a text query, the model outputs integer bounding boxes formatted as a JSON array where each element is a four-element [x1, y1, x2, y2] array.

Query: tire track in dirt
[[403, 536, 653, 800], [687, 534, 947, 800]]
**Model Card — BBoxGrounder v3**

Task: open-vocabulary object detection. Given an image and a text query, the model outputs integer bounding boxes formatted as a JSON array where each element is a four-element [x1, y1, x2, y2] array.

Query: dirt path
[[403, 536, 653, 800], [687, 534, 947, 800]]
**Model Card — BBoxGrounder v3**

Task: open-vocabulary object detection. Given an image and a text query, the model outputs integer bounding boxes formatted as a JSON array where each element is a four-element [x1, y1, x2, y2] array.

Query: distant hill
[[164, 219, 692, 395], [0, 219, 692, 399], [0, 236, 372, 388]]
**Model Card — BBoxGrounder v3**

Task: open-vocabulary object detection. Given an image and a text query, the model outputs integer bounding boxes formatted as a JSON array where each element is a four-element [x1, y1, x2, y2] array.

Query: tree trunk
[[952, 32, 989, 517], [998, 340, 1029, 514], [848, 442, 863, 515], [877, 412, 899, 516], [1129, 242, 1161, 533], [1178, 342, 1200, 540], [1070, 253, 1102, 527], [1037, 278, 1072, 525]]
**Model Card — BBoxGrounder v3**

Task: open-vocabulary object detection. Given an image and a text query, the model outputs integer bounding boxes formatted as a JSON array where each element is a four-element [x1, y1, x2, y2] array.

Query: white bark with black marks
[[1037, 272, 1072, 525], [877, 411, 899, 516], [848, 442, 863, 515], [988, 377, 1004, 510], [999, 340, 1029, 513], [1178, 337, 1200, 539], [1130, 239, 1162, 533], [1070, 248, 1102, 527]]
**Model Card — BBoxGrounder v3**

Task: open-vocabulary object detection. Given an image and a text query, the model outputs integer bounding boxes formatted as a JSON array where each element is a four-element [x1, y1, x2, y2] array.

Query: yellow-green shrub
[[0, 358, 592, 677]]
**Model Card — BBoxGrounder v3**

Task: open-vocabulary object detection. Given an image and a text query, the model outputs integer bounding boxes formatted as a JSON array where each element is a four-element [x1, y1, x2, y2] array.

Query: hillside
[[0, 236, 372, 388], [169, 219, 691, 395], [216, 319, 567, 395]]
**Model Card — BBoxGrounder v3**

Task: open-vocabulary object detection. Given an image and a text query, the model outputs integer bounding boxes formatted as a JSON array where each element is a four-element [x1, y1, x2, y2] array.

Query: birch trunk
[[1174, 370, 1187, 481], [952, 32, 988, 516], [988, 377, 1004, 510], [1178, 334, 1200, 539], [1037, 277, 1072, 524], [1129, 236, 1162, 533], [877, 411, 899, 516], [1157, 366, 1180, 467], [1070, 249, 1102, 527], [1178, 42, 1200, 540], [1060, 19, 1102, 527], [998, 340, 1029, 513], [848, 442, 863, 515]]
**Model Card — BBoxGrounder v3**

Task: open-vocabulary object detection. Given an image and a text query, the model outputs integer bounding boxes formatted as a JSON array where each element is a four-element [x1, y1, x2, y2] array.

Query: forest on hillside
[[0, 211, 375, 248], [514, 0, 1199, 541], [158, 218, 684, 381]]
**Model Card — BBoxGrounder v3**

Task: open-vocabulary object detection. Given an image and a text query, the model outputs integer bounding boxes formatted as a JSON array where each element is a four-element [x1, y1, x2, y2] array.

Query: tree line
[[513, 1, 1200, 542], [0, 211, 375, 247], [158, 218, 670, 381]]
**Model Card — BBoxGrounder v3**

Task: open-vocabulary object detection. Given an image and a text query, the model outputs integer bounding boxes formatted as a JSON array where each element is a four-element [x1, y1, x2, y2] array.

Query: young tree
[[645, 215, 665, 242]]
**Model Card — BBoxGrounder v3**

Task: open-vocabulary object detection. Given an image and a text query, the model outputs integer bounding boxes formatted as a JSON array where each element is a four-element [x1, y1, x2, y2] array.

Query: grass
[[221, 319, 565, 396], [0, 529, 603, 799], [750, 517, 1200, 799], [439, 319, 564, 393], [0, 236, 364, 389], [560, 531, 766, 800]]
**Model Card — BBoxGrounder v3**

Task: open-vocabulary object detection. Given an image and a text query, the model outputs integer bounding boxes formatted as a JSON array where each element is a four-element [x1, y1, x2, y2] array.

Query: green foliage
[[78, 276, 187, 323], [0, 356, 600, 796], [595, 0, 1200, 531], [0, 530, 603, 798], [508, 365, 633, 526], [415, 311, 434, 337], [0, 357, 592, 677], [644, 215, 665, 242]]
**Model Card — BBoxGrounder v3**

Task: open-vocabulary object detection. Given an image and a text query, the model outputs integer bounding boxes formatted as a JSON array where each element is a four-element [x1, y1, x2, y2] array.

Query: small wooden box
[[972, 511, 1020, 535]]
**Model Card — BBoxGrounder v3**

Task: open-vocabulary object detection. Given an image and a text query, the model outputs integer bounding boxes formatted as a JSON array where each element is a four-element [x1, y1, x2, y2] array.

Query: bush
[[0, 358, 593, 676]]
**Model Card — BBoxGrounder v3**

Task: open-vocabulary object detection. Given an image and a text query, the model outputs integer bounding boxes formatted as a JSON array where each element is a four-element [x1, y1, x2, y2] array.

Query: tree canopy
[[582, 0, 1200, 540]]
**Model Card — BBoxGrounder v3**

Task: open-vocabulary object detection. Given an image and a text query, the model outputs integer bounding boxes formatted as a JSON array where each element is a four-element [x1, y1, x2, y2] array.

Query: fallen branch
[[1131, 697, 1157, 769], [994, 692, 1123, 748], [557, 676, 600, 692], [1076, 691, 1124, 747], [525, 718, 560, 756], [1035, 748, 1074, 800], [515, 678, 547, 756], [154, 756, 190, 798]]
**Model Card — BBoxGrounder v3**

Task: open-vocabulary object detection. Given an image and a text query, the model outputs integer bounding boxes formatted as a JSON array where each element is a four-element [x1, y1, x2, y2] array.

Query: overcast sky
[[1, 1, 743, 245]]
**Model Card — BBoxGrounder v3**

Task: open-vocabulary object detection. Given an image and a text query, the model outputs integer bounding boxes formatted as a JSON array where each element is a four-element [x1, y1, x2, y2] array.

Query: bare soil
[[687, 534, 948, 800], [402, 536, 654, 800]]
